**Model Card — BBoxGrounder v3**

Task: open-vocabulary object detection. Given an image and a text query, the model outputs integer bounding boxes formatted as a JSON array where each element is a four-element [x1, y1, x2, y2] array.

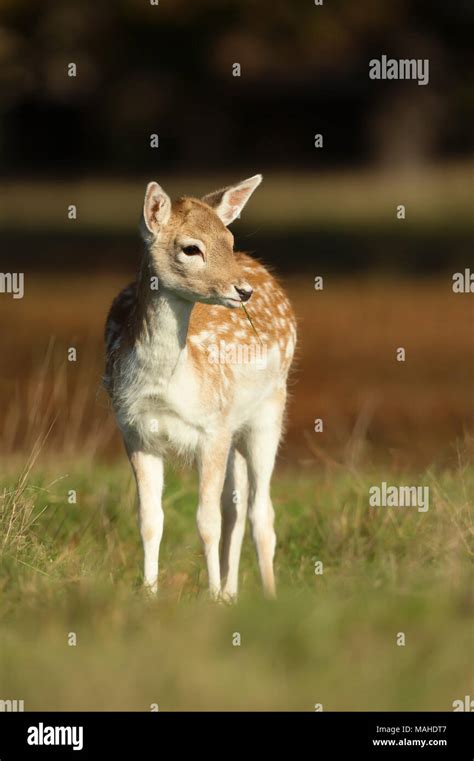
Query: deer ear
[[202, 174, 262, 226], [141, 181, 171, 238]]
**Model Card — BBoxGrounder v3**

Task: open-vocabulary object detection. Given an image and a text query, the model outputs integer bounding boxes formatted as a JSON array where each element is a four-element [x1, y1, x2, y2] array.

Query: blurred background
[[0, 0, 473, 468]]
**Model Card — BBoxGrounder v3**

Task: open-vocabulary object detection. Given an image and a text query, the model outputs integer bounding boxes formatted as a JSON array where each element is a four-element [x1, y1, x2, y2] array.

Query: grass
[[0, 454, 472, 711]]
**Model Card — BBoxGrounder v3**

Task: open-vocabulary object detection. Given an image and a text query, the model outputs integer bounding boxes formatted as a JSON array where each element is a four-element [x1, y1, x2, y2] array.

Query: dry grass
[[0, 273, 471, 469]]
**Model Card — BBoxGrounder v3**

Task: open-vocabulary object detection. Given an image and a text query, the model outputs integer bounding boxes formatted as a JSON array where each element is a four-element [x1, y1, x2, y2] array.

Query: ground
[[0, 459, 471, 711]]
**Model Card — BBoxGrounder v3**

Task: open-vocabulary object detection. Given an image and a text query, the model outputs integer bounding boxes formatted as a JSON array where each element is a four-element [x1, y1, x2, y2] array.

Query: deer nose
[[234, 284, 253, 302]]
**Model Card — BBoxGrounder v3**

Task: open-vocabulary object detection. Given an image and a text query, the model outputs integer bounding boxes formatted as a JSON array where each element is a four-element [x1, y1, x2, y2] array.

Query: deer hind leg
[[197, 434, 231, 600], [244, 391, 285, 599], [129, 449, 164, 594], [220, 447, 248, 602]]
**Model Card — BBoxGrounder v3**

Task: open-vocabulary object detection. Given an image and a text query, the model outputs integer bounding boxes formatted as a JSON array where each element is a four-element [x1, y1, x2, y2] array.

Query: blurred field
[[0, 459, 472, 711], [0, 273, 472, 469], [2, 164, 474, 233]]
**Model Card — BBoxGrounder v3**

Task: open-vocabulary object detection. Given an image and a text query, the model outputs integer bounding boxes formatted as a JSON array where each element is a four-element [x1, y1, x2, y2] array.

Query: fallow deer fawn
[[104, 175, 296, 600]]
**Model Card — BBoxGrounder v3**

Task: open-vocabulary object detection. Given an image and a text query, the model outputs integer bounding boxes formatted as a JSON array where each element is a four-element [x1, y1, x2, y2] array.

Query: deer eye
[[182, 245, 202, 256]]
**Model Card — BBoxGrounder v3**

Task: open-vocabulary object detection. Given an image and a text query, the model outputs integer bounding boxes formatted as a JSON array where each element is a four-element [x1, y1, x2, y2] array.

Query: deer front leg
[[220, 447, 248, 602], [129, 450, 164, 594], [197, 434, 231, 600], [244, 392, 285, 599]]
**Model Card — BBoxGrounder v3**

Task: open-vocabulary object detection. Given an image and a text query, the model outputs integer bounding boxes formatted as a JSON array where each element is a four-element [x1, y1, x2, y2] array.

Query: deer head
[[140, 175, 262, 307]]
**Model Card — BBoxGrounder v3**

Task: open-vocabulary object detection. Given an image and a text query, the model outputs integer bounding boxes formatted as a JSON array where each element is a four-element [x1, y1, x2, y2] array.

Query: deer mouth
[[220, 296, 244, 308]]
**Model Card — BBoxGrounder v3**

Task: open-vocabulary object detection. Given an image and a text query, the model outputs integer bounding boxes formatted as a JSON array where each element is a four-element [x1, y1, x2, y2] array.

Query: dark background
[[1, 0, 473, 175], [0, 0, 473, 274]]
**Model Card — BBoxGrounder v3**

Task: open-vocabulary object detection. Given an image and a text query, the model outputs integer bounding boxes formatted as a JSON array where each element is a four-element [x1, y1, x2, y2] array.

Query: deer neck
[[135, 257, 194, 380]]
